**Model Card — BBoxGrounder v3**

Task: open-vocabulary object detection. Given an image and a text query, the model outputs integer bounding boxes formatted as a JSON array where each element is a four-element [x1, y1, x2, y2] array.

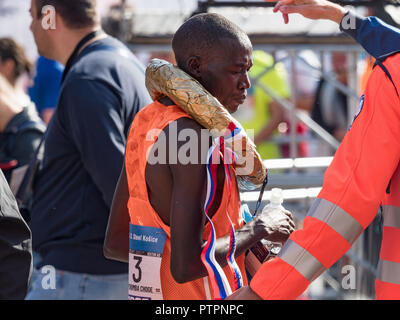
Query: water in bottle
[[245, 188, 286, 277], [260, 188, 285, 256]]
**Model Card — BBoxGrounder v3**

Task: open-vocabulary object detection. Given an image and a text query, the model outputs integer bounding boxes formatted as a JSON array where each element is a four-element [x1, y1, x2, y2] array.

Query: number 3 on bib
[[128, 224, 166, 300]]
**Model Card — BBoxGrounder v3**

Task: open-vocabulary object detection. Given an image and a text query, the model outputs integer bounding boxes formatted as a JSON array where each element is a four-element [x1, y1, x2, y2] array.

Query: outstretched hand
[[265, 0, 347, 24]]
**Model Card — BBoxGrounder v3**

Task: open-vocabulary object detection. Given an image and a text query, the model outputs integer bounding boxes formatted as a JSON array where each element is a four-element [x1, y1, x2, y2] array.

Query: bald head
[[172, 13, 251, 71], [171, 13, 252, 114]]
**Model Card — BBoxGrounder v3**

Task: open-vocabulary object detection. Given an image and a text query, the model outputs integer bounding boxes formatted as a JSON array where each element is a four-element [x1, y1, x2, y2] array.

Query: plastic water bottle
[[244, 188, 286, 277], [260, 188, 285, 256]]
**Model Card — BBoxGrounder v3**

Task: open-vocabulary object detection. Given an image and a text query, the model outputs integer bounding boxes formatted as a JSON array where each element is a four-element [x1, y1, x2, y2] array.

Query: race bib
[[128, 224, 167, 300]]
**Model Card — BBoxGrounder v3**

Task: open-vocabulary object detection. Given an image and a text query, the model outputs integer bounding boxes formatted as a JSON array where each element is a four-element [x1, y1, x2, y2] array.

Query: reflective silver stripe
[[377, 259, 400, 285], [382, 205, 400, 229], [307, 198, 364, 244], [278, 239, 326, 282]]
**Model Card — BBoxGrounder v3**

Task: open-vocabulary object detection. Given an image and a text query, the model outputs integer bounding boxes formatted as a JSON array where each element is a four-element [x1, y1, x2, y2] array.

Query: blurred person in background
[[29, 56, 64, 124], [279, 51, 317, 159], [234, 50, 289, 161], [311, 52, 349, 145], [25, 0, 151, 300], [0, 39, 45, 189]]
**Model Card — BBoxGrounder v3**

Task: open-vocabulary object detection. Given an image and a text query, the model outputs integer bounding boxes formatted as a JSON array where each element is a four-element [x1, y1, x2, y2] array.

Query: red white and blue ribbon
[[200, 121, 244, 300]]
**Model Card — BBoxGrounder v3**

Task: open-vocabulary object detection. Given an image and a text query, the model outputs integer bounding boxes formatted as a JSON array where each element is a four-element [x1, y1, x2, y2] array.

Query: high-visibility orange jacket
[[125, 101, 247, 300], [250, 52, 400, 299]]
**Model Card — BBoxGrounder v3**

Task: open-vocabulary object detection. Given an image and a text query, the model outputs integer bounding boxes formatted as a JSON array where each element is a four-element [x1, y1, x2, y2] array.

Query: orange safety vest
[[250, 53, 400, 300], [125, 101, 247, 300]]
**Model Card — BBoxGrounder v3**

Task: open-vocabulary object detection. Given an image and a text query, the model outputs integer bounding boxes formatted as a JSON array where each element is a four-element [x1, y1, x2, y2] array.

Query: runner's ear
[[186, 56, 202, 78]]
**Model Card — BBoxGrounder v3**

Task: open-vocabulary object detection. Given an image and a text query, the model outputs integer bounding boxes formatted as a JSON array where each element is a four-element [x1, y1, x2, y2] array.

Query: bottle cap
[[270, 188, 283, 206], [241, 204, 253, 223]]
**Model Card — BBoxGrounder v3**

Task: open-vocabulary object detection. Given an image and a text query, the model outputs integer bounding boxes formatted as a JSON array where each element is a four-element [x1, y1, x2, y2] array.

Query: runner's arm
[[104, 163, 130, 263]]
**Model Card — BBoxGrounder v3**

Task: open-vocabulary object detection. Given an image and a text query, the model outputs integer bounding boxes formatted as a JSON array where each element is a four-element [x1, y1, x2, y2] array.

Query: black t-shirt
[[30, 36, 152, 274]]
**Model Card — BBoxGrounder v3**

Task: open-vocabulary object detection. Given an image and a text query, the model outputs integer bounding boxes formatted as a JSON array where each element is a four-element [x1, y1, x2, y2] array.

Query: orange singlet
[[125, 101, 247, 300]]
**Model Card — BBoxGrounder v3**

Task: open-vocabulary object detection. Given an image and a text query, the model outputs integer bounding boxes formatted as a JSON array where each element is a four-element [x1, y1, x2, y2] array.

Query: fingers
[[283, 13, 289, 24], [279, 5, 308, 15], [285, 223, 295, 233], [280, 220, 295, 235], [288, 219, 296, 230], [283, 210, 296, 229], [284, 209, 293, 220], [280, 225, 295, 241], [273, 0, 296, 13], [273, 0, 294, 24], [269, 0, 293, 24], [274, 2, 311, 24], [282, 218, 295, 237]]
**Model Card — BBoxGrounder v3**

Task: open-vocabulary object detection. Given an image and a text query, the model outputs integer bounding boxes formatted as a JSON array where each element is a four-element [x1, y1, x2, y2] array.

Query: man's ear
[[186, 56, 202, 79]]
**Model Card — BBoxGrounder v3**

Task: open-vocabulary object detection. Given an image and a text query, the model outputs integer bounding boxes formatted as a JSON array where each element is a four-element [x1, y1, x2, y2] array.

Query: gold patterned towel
[[145, 58, 267, 187]]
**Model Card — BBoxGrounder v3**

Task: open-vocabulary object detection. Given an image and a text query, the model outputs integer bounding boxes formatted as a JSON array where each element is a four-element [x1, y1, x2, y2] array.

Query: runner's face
[[200, 38, 252, 114]]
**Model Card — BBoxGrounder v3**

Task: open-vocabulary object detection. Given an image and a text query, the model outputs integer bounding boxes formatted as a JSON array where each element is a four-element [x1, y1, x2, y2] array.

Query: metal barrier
[[240, 157, 381, 299]]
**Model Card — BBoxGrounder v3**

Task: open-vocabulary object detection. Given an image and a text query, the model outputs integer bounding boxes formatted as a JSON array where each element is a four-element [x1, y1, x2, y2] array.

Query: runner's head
[[172, 13, 252, 114]]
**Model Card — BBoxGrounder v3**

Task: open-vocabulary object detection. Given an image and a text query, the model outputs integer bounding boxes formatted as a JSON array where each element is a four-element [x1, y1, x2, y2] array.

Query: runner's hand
[[254, 207, 295, 243]]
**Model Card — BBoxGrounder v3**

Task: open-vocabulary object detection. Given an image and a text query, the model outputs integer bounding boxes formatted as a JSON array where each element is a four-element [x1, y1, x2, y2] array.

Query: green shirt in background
[[234, 50, 290, 160]]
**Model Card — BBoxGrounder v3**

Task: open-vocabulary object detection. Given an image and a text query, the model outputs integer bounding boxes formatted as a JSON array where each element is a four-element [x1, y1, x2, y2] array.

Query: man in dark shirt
[[25, 0, 151, 299]]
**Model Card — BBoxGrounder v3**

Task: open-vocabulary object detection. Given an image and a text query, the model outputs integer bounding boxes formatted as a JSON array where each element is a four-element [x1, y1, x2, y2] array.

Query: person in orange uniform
[[104, 13, 295, 300], [227, 0, 400, 300]]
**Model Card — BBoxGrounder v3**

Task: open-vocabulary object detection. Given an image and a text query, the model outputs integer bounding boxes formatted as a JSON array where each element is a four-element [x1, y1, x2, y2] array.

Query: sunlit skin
[[178, 37, 253, 115]]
